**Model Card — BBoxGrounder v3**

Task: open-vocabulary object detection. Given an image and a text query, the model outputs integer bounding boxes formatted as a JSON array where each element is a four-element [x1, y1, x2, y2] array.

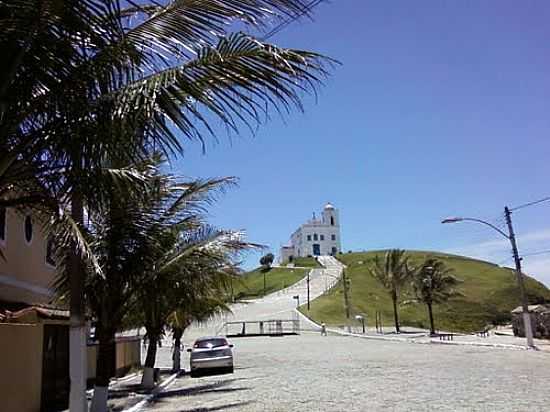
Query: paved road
[[183, 256, 343, 341], [147, 333, 550, 412]]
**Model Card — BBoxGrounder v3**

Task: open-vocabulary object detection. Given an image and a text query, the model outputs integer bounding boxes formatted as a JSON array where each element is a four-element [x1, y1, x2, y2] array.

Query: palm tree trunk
[[90, 325, 115, 412], [69, 190, 87, 412], [391, 291, 400, 334], [142, 332, 159, 389], [172, 328, 183, 372], [427, 302, 436, 335]]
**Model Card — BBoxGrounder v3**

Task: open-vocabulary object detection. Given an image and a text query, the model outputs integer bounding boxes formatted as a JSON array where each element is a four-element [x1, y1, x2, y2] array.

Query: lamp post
[[442, 209, 535, 348], [307, 270, 311, 310], [342, 270, 352, 332], [322, 270, 350, 329], [355, 315, 365, 334], [293, 295, 300, 308]]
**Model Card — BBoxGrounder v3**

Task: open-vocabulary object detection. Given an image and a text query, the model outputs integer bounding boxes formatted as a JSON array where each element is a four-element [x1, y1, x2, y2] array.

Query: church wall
[[279, 204, 342, 261], [295, 222, 341, 257]]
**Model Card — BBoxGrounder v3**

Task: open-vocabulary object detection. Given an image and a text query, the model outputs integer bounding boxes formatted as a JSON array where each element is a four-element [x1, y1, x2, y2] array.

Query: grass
[[233, 266, 308, 300], [302, 250, 550, 333], [288, 257, 322, 268]]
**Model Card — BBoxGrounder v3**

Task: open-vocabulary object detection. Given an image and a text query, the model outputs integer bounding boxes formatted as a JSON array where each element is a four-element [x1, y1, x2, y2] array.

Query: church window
[[46, 236, 56, 267], [313, 233, 318, 241], [0, 207, 5, 242], [24, 215, 33, 243], [330, 216, 335, 226], [307, 235, 311, 241], [320, 235, 324, 241], [331, 234, 336, 241]]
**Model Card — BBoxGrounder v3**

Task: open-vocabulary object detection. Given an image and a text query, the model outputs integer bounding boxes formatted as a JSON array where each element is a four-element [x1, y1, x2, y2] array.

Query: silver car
[[187, 336, 234, 377]]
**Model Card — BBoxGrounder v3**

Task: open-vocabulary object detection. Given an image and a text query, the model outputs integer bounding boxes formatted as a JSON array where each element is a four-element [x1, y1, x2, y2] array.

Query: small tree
[[412, 258, 462, 335], [167, 295, 230, 372], [260, 253, 275, 269], [259, 253, 275, 296], [369, 249, 412, 333]]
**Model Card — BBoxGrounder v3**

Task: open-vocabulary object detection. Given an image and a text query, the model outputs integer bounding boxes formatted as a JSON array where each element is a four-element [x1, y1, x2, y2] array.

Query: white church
[[280, 202, 342, 263]]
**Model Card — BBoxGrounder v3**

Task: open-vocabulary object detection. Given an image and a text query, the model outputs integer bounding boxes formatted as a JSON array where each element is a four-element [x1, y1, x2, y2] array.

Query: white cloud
[[447, 228, 550, 287]]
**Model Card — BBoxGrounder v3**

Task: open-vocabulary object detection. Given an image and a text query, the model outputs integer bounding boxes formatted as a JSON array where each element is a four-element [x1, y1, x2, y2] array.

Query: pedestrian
[[321, 322, 327, 336]]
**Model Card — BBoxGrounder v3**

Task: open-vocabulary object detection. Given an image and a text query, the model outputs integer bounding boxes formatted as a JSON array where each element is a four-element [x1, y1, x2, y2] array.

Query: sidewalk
[[324, 324, 550, 352], [63, 369, 179, 412]]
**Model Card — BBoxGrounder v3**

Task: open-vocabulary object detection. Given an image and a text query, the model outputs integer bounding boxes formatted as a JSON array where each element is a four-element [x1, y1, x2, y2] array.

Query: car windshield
[[194, 338, 228, 349]]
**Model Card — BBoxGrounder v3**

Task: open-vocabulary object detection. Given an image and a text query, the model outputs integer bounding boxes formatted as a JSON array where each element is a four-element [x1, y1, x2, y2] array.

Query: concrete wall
[[512, 312, 550, 338], [115, 338, 141, 375], [87, 337, 142, 380], [0, 208, 55, 304], [0, 323, 141, 412], [0, 323, 44, 412]]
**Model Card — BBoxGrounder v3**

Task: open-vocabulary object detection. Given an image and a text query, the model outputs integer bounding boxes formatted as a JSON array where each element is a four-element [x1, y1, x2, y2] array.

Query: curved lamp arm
[[441, 217, 509, 239]]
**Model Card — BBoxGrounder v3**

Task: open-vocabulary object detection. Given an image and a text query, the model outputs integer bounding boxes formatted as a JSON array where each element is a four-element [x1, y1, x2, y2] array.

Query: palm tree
[[369, 249, 412, 333], [136, 226, 254, 388], [411, 258, 462, 336], [4, 2, 332, 409], [167, 294, 231, 373], [54, 157, 246, 411]]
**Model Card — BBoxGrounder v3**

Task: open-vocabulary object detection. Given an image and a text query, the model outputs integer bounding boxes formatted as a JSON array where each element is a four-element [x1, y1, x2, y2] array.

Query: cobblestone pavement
[[143, 333, 550, 412]]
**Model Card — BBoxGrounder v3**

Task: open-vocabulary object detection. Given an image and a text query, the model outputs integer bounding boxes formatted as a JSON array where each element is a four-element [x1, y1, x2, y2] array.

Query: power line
[[510, 196, 550, 212], [521, 249, 550, 258], [262, 0, 324, 40]]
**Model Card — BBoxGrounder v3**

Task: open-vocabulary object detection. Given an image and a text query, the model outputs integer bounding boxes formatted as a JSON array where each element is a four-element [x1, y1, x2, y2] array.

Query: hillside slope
[[234, 267, 308, 300], [305, 250, 550, 332]]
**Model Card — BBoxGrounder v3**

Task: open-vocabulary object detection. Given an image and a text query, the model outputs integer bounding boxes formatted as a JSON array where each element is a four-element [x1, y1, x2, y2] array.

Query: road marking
[[123, 372, 179, 412]]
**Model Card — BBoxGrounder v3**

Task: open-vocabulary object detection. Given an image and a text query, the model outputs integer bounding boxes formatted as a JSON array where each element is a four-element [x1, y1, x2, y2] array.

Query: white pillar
[[90, 386, 108, 412], [69, 319, 88, 412], [522, 312, 535, 347]]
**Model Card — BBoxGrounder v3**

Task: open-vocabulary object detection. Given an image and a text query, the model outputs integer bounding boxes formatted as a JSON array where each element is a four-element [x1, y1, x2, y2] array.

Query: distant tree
[[369, 250, 412, 333], [260, 253, 275, 269], [412, 258, 462, 335]]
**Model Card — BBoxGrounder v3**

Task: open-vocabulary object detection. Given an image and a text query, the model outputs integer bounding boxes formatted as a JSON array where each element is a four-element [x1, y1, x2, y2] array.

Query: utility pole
[[307, 271, 310, 310], [342, 270, 351, 332], [504, 206, 535, 347]]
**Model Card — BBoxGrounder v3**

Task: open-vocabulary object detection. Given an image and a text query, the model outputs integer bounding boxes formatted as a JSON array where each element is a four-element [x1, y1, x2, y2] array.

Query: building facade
[[280, 203, 342, 262], [0, 206, 56, 308]]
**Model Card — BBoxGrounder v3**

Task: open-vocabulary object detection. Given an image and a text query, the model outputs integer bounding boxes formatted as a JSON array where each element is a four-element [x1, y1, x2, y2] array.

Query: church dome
[[324, 202, 335, 210]]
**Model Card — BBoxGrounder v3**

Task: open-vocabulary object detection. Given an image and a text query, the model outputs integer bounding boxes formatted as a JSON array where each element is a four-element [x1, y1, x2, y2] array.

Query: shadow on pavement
[[175, 401, 254, 412], [156, 378, 251, 400]]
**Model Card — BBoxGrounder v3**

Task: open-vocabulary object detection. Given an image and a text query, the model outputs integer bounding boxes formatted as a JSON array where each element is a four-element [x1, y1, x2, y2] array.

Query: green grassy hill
[[303, 250, 550, 333], [233, 267, 308, 300], [286, 257, 321, 268]]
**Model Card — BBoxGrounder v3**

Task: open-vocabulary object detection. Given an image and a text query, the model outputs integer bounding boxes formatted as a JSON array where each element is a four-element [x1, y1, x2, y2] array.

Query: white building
[[280, 203, 342, 263]]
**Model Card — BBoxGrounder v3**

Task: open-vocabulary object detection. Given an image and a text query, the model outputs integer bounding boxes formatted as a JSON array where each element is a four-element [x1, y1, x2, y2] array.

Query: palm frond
[[113, 32, 334, 151]]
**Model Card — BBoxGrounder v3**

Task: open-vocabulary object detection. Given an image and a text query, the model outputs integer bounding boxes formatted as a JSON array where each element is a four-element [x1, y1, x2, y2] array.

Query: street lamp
[[442, 208, 535, 348], [322, 270, 351, 331], [307, 270, 311, 310], [355, 315, 365, 334], [293, 295, 300, 308]]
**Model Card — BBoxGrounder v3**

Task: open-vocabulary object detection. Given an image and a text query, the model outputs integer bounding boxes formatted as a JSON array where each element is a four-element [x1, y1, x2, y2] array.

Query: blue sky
[[172, 1, 550, 285]]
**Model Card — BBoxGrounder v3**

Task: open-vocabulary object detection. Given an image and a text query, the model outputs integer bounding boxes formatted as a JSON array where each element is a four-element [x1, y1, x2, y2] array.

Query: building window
[[307, 235, 311, 241], [320, 235, 324, 241], [24, 215, 33, 243], [330, 216, 335, 226], [46, 237, 56, 266], [332, 247, 337, 255], [313, 233, 318, 241], [0, 207, 5, 242], [331, 234, 336, 241]]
